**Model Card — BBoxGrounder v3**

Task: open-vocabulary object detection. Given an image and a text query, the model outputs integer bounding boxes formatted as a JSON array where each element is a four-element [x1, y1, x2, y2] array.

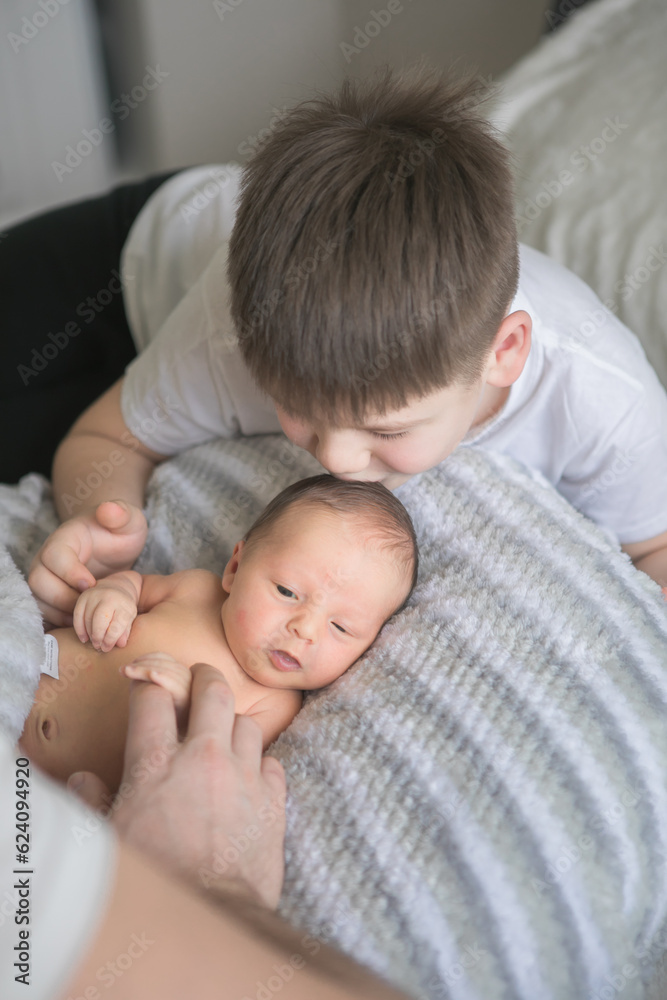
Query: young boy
[[27, 62, 667, 623], [19, 475, 418, 794]]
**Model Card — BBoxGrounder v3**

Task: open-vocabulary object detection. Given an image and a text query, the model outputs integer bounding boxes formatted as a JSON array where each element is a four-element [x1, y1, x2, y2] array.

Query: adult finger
[[260, 758, 288, 820], [230, 713, 264, 765], [260, 754, 287, 793], [185, 664, 236, 748], [67, 771, 112, 811], [121, 679, 179, 788]]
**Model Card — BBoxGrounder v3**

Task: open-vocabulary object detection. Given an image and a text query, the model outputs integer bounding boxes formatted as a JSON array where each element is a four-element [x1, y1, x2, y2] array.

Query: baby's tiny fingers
[[90, 607, 115, 650], [122, 663, 153, 682], [100, 614, 131, 652], [115, 625, 132, 649], [72, 601, 89, 645], [84, 599, 105, 647], [124, 661, 190, 710]]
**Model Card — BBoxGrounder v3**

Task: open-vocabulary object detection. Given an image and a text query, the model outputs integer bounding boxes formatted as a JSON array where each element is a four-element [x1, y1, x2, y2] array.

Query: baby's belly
[[38, 626, 150, 794]]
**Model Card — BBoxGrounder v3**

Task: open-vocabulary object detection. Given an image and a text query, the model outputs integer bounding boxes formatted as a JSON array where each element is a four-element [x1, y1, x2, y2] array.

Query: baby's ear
[[221, 540, 246, 593]]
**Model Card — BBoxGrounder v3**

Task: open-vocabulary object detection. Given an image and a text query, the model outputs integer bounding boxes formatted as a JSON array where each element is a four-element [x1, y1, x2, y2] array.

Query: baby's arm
[[30, 379, 166, 627]]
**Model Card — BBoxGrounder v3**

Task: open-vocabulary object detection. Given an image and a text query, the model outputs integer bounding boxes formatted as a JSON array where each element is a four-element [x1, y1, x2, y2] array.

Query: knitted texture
[[1, 438, 666, 999]]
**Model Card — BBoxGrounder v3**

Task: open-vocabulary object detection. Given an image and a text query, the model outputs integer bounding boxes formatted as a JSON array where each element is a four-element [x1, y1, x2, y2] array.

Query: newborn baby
[[19, 475, 418, 793]]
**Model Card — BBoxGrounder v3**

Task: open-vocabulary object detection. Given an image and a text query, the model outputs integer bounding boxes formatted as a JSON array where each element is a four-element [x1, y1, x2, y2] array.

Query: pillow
[[490, 0, 667, 390]]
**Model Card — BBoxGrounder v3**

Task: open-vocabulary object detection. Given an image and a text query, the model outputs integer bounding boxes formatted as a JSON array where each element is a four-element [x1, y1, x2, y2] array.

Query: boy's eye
[[332, 622, 347, 634], [276, 584, 296, 598], [372, 431, 409, 441]]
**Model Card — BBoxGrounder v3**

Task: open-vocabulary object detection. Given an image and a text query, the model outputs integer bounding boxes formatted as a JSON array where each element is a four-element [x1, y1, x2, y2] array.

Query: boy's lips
[[269, 649, 302, 672]]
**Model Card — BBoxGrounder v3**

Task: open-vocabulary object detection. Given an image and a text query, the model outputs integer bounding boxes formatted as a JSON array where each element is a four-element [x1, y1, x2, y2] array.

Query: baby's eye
[[372, 431, 409, 440], [41, 719, 54, 740], [276, 584, 296, 598], [332, 622, 347, 634]]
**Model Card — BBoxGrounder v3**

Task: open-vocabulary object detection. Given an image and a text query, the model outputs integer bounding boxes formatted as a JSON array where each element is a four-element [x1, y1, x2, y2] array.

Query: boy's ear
[[484, 309, 532, 388], [222, 540, 246, 594]]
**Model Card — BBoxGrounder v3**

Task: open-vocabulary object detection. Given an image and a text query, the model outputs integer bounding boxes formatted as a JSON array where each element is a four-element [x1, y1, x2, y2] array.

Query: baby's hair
[[228, 58, 518, 422], [243, 474, 419, 609]]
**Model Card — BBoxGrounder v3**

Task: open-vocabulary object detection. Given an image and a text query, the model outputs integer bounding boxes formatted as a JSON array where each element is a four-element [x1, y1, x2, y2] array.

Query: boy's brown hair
[[243, 474, 419, 606], [228, 59, 518, 421]]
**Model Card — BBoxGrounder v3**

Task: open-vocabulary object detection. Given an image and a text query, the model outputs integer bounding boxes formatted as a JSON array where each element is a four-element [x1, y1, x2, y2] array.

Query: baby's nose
[[288, 609, 317, 641]]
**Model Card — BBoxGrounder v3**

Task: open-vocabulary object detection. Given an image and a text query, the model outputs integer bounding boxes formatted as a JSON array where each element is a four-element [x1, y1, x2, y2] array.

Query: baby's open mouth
[[269, 649, 302, 672]]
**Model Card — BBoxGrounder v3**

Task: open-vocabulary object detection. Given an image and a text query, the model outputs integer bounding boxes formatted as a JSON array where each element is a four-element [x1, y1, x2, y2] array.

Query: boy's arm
[[52, 378, 166, 517], [29, 379, 168, 626], [621, 529, 667, 592], [245, 690, 304, 750]]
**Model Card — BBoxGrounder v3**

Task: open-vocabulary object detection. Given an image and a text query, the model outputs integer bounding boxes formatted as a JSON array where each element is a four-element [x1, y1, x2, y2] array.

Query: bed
[[2, 0, 667, 996]]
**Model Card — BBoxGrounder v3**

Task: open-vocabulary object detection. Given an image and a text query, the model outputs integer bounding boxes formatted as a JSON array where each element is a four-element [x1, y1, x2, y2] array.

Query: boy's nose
[[314, 431, 370, 475]]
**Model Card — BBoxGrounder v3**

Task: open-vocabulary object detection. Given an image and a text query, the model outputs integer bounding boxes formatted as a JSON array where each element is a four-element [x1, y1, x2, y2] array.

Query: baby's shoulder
[[167, 568, 223, 601]]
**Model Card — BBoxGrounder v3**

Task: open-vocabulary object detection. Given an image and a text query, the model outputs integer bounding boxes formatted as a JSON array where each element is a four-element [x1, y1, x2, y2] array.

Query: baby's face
[[221, 506, 410, 690]]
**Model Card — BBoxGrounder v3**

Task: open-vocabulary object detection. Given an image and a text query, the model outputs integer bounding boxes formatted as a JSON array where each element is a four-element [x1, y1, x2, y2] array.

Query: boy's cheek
[[274, 409, 309, 446]]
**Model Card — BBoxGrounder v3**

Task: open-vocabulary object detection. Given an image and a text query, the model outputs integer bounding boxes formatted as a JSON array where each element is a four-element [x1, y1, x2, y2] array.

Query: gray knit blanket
[[2, 436, 667, 1000]]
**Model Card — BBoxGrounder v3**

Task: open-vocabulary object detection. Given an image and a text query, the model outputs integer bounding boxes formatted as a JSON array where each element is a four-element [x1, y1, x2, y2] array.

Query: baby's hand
[[73, 572, 140, 652], [122, 653, 192, 730]]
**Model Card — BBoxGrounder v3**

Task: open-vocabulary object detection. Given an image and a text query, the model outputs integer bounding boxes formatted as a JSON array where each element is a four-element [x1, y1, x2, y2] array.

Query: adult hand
[[28, 500, 148, 626], [67, 663, 287, 909]]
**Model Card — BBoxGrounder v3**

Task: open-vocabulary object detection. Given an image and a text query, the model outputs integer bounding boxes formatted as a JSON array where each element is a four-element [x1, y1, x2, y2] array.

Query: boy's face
[[275, 378, 498, 491], [221, 506, 410, 690], [274, 308, 533, 489]]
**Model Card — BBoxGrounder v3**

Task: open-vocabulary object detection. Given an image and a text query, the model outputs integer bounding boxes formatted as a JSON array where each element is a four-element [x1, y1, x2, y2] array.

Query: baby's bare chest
[[126, 599, 266, 712]]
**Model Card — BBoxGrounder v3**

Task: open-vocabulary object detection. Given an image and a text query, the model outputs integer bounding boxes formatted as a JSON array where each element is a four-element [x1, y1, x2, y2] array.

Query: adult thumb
[[67, 771, 113, 813]]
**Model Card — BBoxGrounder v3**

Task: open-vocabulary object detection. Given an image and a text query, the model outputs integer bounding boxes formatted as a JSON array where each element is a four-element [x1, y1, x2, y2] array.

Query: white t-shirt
[[120, 166, 667, 546], [0, 736, 116, 1000]]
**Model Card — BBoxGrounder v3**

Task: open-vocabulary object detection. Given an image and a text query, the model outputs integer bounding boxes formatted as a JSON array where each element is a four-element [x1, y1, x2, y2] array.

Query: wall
[[0, 0, 113, 228], [120, 0, 551, 173], [1, 0, 551, 223]]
